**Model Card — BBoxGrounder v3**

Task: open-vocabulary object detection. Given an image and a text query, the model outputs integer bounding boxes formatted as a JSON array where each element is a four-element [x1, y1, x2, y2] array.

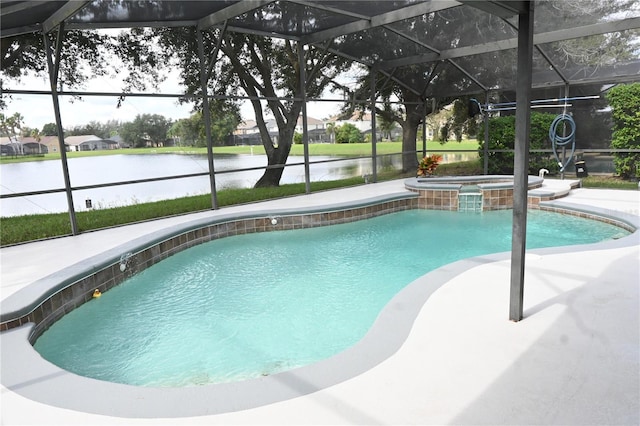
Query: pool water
[[34, 209, 629, 387]]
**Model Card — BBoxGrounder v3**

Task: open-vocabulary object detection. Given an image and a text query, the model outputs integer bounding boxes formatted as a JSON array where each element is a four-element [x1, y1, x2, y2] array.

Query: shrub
[[417, 154, 442, 176], [606, 83, 640, 178], [293, 132, 303, 144], [335, 123, 364, 144], [478, 112, 558, 174]]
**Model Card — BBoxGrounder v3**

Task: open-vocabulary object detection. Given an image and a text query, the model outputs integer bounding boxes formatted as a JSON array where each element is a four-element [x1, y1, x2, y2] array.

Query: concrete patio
[[1, 179, 638, 425]]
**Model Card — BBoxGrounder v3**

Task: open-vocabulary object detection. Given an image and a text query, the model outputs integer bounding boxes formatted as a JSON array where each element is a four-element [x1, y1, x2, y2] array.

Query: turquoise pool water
[[34, 209, 629, 387]]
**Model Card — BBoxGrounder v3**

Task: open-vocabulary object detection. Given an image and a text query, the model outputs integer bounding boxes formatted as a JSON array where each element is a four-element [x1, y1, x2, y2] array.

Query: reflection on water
[[0, 152, 477, 216]]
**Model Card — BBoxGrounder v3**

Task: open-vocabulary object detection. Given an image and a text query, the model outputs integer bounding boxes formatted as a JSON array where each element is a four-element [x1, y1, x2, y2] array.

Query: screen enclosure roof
[[1, 0, 639, 98]]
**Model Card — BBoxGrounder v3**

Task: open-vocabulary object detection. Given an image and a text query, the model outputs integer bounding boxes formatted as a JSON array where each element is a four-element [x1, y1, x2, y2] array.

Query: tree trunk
[[255, 145, 290, 187], [401, 114, 422, 172], [254, 126, 295, 188]]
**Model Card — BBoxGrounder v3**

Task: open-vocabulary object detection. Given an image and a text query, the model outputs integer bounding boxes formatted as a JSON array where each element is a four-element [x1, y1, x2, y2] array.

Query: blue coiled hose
[[549, 114, 576, 172]]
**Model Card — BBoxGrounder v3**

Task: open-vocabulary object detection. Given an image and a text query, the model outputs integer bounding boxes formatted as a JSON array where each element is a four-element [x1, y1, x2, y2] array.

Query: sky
[[2, 70, 342, 132], [1, 27, 359, 132]]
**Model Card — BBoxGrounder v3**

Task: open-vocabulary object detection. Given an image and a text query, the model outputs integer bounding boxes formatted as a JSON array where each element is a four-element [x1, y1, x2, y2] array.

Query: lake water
[[0, 152, 476, 217]]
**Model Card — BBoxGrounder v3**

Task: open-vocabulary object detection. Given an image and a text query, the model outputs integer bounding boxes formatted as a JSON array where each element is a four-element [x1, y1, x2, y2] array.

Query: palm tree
[[325, 122, 336, 144], [11, 113, 24, 154], [31, 128, 42, 154], [378, 115, 397, 141], [0, 112, 24, 154]]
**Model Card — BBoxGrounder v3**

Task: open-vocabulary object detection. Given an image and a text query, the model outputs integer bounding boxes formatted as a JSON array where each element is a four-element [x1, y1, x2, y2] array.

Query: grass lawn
[[581, 175, 639, 190], [0, 177, 368, 246]]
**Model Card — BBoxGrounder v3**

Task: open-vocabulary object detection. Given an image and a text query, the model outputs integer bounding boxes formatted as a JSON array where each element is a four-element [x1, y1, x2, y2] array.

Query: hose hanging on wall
[[549, 113, 576, 173]]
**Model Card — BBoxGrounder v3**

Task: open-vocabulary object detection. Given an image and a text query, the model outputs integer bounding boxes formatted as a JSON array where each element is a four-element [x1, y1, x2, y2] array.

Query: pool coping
[[1, 192, 638, 418]]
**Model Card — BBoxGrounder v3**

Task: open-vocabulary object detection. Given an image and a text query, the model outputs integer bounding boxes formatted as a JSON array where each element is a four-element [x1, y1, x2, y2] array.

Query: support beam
[[384, 25, 488, 92], [298, 44, 311, 194], [0, 1, 49, 16], [509, 1, 534, 322], [197, 0, 274, 31], [458, 1, 528, 18], [384, 25, 487, 90], [63, 20, 198, 30], [370, 70, 378, 183], [559, 83, 570, 180], [196, 29, 219, 209], [52, 26, 64, 84], [288, 0, 370, 20], [43, 27, 78, 235], [205, 21, 228, 83], [417, 61, 440, 100], [42, 1, 90, 34], [535, 45, 569, 84], [500, 17, 569, 86], [302, 0, 460, 44], [483, 91, 490, 175], [223, 24, 301, 41], [447, 58, 488, 92], [378, 16, 640, 70], [422, 102, 428, 158]]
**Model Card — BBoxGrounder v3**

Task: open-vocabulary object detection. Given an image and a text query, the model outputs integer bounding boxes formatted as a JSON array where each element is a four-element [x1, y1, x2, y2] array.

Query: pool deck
[[1, 179, 639, 425]]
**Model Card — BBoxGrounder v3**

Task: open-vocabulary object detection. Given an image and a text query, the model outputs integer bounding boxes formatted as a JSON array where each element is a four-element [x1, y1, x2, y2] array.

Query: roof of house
[[1, 135, 59, 145], [327, 112, 373, 123], [63, 135, 103, 146], [0, 137, 17, 145], [296, 116, 323, 126], [237, 120, 257, 130], [238, 116, 322, 131]]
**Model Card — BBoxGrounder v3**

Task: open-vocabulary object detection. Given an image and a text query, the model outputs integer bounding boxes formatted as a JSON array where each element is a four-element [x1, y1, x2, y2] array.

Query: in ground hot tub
[[404, 175, 545, 211]]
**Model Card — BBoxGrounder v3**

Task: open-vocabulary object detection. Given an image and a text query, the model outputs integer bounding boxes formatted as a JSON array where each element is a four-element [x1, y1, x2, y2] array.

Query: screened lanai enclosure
[[1, 0, 639, 320]]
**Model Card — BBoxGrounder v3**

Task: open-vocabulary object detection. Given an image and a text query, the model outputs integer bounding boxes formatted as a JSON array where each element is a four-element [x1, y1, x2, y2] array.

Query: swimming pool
[[33, 209, 629, 387]]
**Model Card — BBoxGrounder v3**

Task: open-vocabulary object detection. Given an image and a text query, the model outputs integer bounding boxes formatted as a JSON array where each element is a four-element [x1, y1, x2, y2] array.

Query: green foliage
[[439, 123, 450, 143], [377, 115, 397, 141], [335, 123, 364, 144], [41, 123, 58, 136], [435, 160, 483, 176], [479, 112, 558, 174], [66, 120, 121, 139], [606, 83, 640, 178], [0, 112, 22, 142], [168, 101, 240, 147], [1, 31, 112, 89], [120, 114, 172, 147], [449, 97, 478, 141], [168, 117, 201, 146]]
